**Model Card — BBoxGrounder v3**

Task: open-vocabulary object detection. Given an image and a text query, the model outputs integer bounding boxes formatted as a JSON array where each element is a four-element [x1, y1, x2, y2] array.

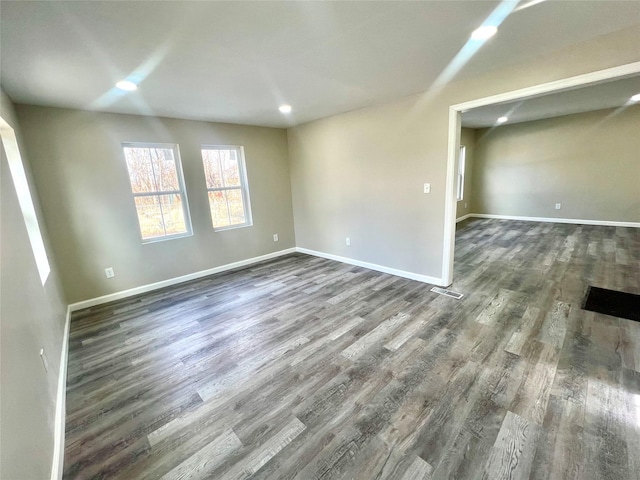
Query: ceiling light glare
[[116, 80, 138, 91], [497, 116, 508, 124], [471, 25, 498, 41], [515, 0, 548, 12], [279, 104, 292, 114], [631, 93, 640, 102]]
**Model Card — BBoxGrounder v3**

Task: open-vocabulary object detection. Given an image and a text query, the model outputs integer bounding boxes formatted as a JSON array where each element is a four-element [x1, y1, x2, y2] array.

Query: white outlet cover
[[273, 234, 278, 242], [555, 203, 561, 210], [105, 267, 115, 278]]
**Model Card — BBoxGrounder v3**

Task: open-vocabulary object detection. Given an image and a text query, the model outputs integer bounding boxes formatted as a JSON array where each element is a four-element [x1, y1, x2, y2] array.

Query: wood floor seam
[[63, 219, 640, 479]]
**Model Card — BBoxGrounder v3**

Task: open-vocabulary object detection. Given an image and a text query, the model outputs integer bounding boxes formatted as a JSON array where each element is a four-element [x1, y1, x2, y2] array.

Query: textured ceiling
[[2, 1, 640, 127], [462, 75, 640, 128]]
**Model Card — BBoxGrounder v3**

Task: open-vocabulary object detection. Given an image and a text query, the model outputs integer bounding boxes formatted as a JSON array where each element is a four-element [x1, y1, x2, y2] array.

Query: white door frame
[[441, 61, 640, 287]]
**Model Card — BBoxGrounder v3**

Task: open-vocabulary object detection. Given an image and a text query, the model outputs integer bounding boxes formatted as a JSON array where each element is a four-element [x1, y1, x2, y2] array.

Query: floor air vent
[[430, 287, 464, 299]]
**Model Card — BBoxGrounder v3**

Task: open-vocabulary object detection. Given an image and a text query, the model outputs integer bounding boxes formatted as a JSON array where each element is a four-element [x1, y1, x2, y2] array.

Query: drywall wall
[[471, 106, 640, 222], [288, 26, 640, 281], [1, 88, 67, 480], [456, 128, 476, 219], [15, 106, 295, 303]]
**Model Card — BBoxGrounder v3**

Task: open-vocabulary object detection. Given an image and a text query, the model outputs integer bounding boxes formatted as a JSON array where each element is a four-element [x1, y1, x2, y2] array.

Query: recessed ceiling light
[[116, 80, 138, 91], [279, 104, 292, 114], [631, 93, 640, 102], [497, 116, 508, 124], [471, 25, 498, 41]]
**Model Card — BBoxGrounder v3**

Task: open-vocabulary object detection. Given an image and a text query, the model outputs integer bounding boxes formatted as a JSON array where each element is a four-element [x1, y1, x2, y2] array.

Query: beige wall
[[288, 26, 640, 281], [472, 106, 640, 222], [15, 106, 295, 303], [456, 128, 476, 219], [1, 88, 67, 479]]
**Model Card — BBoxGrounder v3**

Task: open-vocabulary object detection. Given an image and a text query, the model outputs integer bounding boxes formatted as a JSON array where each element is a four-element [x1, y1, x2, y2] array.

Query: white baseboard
[[295, 247, 444, 286], [456, 213, 473, 223], [468, 213, 640, 228], [68, 248, 297, 312], [51, 306, 71, 480]]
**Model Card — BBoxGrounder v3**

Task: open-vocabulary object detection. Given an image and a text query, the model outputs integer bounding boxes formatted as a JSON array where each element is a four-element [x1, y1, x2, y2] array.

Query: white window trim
[[201, 145, 253, 231], [456, 145, 466, 202], [1, 115, 51, 284], [122, 142, 193, 243]]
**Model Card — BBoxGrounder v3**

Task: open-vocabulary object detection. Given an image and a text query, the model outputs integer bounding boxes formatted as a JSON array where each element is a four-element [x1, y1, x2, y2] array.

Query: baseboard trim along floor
[[68, 248, 298, 312], [457, 213, 640, 228], [69, 247, 445, 313], [296, 247, 443, 287]]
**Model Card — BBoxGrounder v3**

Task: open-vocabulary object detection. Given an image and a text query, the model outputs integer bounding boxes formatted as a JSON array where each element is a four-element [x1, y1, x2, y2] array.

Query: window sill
[[213, 222, 253, 233], [141, 232, 193, 244]]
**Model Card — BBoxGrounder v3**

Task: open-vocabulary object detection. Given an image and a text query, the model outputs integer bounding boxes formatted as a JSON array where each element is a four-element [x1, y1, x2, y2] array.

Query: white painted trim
[[68, 248, 297, 312], [442, 107, 460, 287], [456, 213, 473, 223], [443, 61, 640, 286], [50, 306, 71, 480], [450, 62, 640, 112], [467, 213, 640, 228], [296, 247, 445, 286]]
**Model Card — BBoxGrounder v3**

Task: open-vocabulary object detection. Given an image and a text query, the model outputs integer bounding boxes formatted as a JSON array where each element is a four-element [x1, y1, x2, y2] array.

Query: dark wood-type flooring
[[64, 219, 640, 479]]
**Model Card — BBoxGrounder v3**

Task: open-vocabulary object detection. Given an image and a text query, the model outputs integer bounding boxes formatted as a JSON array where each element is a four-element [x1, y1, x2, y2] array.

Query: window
[[457, 145, 466, 201], [201, 146, 252, 230], [1, 115, 50, 284], [122, 143, 192, 242]]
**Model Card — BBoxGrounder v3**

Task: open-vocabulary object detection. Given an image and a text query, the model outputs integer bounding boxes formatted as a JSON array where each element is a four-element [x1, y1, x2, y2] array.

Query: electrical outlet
[[555, 203, 561, 210], [105, 267, 115, 278], [423, 183, 431, 194], [273, 234, 278, 242], [346, 237, 351, 246]]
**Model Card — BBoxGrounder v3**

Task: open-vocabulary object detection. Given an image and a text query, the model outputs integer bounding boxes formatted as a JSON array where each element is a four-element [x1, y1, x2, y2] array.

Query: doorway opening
[[441, 61, 640, 286]]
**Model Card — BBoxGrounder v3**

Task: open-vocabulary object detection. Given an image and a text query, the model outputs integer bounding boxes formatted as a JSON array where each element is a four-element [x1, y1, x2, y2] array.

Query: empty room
[[1, 1, 639, 479]]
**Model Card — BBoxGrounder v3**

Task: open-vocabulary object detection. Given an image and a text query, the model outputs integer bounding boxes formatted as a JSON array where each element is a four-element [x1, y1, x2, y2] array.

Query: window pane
[[227, 188, 246, 225], [209, 190, 231, 228], [124, 142, 192, 241], [202, 149, 224, 188], [207, 189, 246, 228], [124, 147, 158, 193], [158, 194, 187, 235], [202, 146, 251, 231], [220, 149, 241, 187], [134, 195, 165, 239], [150, 148, 179, 191]]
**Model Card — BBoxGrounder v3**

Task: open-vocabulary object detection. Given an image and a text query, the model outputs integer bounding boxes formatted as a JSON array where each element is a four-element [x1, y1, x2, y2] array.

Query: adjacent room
[[1, 1, 639, 479]]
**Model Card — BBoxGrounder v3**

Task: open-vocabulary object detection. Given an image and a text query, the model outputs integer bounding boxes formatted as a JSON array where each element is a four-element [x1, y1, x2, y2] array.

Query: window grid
[[122, 142, 192, 242], [201, 145, 252, 231]]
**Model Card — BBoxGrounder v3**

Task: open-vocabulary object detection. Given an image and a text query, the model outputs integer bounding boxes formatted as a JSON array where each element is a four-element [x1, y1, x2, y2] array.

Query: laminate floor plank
[[160, 428, 242, 480], [64, 219, 640, 479], [481, 411, 540, 480]]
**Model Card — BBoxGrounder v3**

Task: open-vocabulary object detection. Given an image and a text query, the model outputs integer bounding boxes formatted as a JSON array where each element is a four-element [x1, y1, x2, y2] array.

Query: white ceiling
[[462, 74, 640, 128], [2, 1, 640, 128]]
